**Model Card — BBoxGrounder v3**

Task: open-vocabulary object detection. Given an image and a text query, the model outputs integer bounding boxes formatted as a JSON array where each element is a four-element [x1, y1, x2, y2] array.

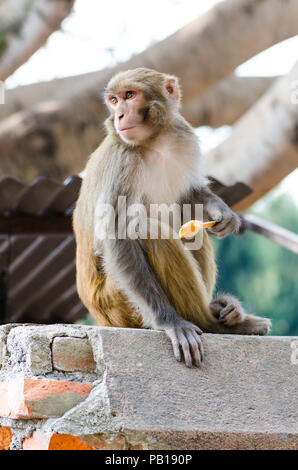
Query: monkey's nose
[[118, 113, 124, 120]]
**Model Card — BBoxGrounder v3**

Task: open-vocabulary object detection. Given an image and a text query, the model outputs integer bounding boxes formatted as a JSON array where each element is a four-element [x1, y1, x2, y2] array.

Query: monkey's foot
[[241, 314, 271, 335], [164, 320, 204, 368], [210, 294, 245, 326], [210, 294, 271, 335]]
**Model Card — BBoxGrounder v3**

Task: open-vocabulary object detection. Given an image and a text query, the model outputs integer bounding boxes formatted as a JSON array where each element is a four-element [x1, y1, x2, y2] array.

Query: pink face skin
[[107, 89, 154, 145]]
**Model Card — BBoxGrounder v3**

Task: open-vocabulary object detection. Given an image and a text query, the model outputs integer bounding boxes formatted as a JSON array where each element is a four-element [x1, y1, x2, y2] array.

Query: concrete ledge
[[0, 324, 297, 450]]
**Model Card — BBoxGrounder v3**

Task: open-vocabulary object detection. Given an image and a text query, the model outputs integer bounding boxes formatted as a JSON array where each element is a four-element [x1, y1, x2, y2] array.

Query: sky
[[3, 0, 298, 205]]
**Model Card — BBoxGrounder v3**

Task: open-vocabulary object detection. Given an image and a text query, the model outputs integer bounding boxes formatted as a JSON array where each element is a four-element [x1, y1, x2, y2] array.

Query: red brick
[[0, 426, 12, 450], [80, 433, 126, 450], [23, 431, 92, 450], [0, 378, 92, 419], [23, 431, 127, 450]]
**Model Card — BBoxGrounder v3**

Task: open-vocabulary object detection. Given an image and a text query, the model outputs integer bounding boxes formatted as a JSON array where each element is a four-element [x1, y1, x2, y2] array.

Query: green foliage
[[213, 192, 298, 336], [77, 313, 97, 326]]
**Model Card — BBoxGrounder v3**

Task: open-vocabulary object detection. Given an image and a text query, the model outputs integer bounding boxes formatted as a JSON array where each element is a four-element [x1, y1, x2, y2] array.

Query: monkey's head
[[104, 68, 181, 146]]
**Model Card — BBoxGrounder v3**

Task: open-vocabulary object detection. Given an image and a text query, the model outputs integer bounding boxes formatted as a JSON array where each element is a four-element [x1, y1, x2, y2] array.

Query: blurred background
[[0, 0, 297, 334]]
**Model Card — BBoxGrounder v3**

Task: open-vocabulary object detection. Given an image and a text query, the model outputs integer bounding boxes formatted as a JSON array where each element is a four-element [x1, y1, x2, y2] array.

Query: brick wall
[[0, 324, 297, 450]]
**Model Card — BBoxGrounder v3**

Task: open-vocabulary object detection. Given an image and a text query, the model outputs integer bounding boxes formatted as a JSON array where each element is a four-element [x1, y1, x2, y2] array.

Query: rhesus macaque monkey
[[73, 68, 271, 367]]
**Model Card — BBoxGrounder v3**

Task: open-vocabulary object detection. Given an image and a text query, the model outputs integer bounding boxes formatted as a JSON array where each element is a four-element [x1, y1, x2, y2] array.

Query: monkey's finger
[[210, 217, 232, 233], [213, 215, 241, 238], [212, 221, 239, 239], [182, 320, 202, 335], [177, 329, 192, 367], [216, 227, 238, 239], [193, 325, 203, 335], [192, 330, 204, 361], [205, 206, 223, 223], [165, 329, 182, 362], [192, 327, 204, 341], [189, 329, 204, 360], [219, 305, 242, 325], [187, 331, 203, 366], [172, 339, 182, 362], [218, 303, 234, 319], [209, 301, 223, 317]]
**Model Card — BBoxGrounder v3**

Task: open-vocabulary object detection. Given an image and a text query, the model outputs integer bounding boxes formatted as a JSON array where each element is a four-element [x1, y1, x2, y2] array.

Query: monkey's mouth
[[120, 125, 137, 131]]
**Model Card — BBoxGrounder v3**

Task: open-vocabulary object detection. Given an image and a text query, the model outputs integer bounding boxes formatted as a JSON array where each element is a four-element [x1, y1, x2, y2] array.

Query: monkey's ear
[[164, 76, 181, 102]]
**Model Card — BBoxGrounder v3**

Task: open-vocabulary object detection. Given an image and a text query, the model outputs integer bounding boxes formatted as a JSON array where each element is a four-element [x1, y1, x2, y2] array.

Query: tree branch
[[205, 61, 298, 211], [182, 76, 277, 128], [0, 72, 99, 121], [0, 0, 75, 81]]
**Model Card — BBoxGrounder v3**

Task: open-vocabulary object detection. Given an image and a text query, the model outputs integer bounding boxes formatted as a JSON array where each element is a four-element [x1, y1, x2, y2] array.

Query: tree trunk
[[205, 61, 298, 211]]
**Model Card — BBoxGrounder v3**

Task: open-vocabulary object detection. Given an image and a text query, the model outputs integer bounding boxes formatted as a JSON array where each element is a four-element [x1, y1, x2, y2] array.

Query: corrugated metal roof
[[0, 175, 87, 324]]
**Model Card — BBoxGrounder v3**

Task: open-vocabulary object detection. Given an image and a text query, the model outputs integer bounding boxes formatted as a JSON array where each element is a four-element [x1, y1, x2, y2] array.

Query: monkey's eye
[[125, 90, 136, 100], [110, 96, 118, 105]]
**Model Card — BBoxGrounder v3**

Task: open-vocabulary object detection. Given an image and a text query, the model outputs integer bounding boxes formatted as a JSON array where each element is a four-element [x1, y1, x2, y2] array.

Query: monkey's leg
[[141, 235, 218, 331], [76, 241, 111, 326], [144, 234, 271, 336], [190, 232, 271, 335], [76, 239, 143, 328], [209, 294, 271, 335]]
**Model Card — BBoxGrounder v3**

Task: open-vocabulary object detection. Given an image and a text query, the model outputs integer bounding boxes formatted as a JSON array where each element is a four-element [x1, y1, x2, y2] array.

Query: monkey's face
[[105, 69, 181, 146], [107, 89, 155, 145]]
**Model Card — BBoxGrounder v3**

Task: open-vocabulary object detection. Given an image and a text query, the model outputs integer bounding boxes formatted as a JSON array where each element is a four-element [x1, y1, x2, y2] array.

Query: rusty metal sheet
[[0, 175, 85, 324], [12, 177, 63, 214], [39, 285, 79, 322], [0, 237, 8, 272], [8, 236, 75, 311], [0, 176, 26, 213], [44, 175, 82, 213], [0, 174, 81, 216], [10, 260, 76, 322], [66, 303, 88, 322], [9, 235, 65, 287]]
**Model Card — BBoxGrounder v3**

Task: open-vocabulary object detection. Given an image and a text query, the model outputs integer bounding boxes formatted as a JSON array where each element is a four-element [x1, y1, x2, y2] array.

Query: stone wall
[[0, 324, 297, 450]]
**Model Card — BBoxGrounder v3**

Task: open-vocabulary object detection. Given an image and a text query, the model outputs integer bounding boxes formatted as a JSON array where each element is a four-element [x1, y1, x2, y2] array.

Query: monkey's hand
[[162, 320, 204, 367], [203, 193, 241, 239]]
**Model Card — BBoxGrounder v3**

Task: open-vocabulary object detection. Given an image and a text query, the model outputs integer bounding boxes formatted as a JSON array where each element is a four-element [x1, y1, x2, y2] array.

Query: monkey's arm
[[101, 236, 203, 367], [193, 186, 241, 239]]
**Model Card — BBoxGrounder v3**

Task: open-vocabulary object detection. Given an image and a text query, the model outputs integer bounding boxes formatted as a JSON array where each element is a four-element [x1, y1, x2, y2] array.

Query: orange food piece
[[179, 220, 216, 239]]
